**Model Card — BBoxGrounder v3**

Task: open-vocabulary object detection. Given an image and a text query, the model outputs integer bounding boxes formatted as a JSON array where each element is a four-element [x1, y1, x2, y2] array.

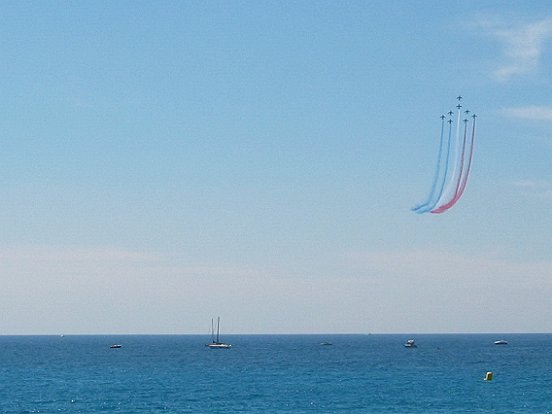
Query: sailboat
[[206, 317, 231, 349]]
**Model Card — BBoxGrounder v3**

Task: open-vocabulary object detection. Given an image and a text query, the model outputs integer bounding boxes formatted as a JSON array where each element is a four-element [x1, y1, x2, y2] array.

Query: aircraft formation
[[412, 96, 478, 214]]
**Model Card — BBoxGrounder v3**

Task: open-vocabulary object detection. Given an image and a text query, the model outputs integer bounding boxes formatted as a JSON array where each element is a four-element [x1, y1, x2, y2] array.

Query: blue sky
[[1, 1, 552, 334]]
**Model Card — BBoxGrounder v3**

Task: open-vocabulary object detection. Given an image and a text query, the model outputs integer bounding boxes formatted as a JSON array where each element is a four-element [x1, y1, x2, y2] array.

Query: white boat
[[206, 317, 231, 349], [110, 344, 122, 349], [404, 339, 417, 348], [494, 339, 508, 345]]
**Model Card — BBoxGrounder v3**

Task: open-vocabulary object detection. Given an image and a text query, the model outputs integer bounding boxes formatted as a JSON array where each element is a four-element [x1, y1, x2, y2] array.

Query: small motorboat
[[110, 344, 122, 349], [494, 340, 508, 345], [404, 339, 417, 348], [319, 341, 333, 346]]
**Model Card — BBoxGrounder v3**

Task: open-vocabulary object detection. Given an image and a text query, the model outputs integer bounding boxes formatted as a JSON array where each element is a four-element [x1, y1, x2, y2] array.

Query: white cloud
[[345, 249, 552, 284], [512, 179, 549, 189], [479, 17, 552, 82], [0, 245, 265, 334], [0, 245, 160, 263], [3, 244, 552, 334], [512, 179, 552, 199], [343, 248, 552, 332], [502, 106, 552, 121], [0, 245, 258, 277]]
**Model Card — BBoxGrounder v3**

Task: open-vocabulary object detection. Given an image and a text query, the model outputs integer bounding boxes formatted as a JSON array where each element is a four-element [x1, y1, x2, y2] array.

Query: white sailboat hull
[[206, 343, 232, 349]]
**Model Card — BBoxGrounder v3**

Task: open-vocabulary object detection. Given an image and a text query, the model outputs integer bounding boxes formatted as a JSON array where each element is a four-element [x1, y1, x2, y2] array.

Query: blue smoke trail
[[412, 117, 453, 214], [422, 118, 455, 213], [411, 116, 446, 212], [437, 103, 463, 208]]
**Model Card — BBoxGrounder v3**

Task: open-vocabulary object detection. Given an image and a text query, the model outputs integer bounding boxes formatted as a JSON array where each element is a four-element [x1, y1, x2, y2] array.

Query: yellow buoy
[[484, 371, 493, 381]]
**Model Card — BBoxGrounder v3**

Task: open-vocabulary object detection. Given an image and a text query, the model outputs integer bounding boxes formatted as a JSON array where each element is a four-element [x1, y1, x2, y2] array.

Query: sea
[[1, 334, 551, 413]]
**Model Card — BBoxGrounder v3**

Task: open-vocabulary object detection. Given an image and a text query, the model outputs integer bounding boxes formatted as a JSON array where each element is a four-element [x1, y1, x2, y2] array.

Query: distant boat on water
[[206, 317, 231, 349], [319, 341, 333, 346], [110, 344, 122, 349], [494, 340, 508, 345], [404, 339, 417, 348]]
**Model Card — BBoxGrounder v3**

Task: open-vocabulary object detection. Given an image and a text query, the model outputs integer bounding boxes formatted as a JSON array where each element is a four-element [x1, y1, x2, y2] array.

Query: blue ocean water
[[0, 334, 551, 413]]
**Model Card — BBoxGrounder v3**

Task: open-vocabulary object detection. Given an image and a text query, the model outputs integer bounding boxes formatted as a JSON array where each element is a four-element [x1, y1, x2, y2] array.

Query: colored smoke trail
[[458, 116, 477, 196], [431, 117, 469, 214], [436, 102, 462, 207], [432, 114, 477, 214], [411, 116, 446, 213], [412, 97, 478, 215], [412, 118, 454, 214]]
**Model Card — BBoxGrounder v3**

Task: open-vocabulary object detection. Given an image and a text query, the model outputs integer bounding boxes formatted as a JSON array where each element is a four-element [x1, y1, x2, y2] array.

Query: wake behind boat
[[206, 317, 231, 349]]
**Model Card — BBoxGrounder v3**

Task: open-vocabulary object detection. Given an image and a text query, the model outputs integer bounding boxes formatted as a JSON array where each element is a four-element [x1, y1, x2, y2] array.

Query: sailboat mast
[[216, 316, 221, 343], [211, 318, 215, 343]]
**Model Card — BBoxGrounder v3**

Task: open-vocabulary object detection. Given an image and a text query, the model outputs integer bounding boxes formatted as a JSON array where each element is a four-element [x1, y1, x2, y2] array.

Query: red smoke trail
[[430, 118, 469, 213], [431, 115, 476, 214], [412, 116, 447, 213], [456, 115, 477, 198]]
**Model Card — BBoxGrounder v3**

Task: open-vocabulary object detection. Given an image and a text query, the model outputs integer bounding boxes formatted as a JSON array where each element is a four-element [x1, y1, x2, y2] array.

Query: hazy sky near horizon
[[1, 1, 552, 334]]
